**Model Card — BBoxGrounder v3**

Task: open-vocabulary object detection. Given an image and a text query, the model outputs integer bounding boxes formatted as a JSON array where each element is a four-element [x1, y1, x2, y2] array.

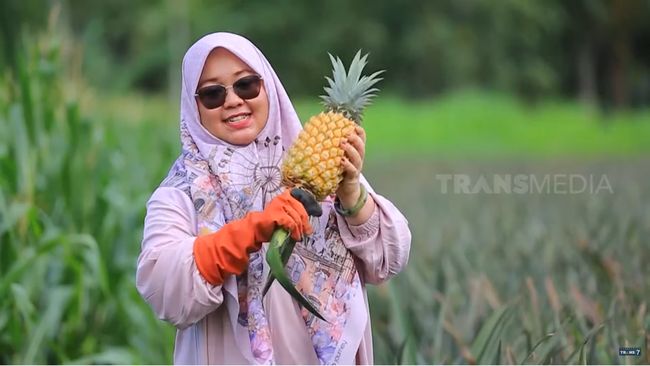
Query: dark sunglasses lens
[[198, 86, 226, 109], [233, 75, 262, 100]]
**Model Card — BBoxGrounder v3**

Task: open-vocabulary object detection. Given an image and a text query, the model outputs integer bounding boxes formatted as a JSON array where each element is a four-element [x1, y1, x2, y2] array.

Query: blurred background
[[1, 0, 649, 364]]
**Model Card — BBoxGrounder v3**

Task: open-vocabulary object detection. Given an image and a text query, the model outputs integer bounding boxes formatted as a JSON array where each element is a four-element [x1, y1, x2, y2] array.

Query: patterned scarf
[[161, 32, 366, 364]]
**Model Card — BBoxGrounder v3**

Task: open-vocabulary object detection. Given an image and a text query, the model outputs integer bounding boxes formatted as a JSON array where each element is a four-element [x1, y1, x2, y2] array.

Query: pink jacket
[[136, 184, 411, 364]]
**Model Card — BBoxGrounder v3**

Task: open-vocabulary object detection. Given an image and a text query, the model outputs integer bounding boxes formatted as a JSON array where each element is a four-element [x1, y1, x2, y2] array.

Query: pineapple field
[[2, 32, 650, 364]]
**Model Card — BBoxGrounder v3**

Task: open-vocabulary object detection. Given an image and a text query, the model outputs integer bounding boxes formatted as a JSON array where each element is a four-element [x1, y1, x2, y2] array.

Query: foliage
[[294, 92, 650, 159], [2, 23, 649, 365], [365, 157, 650, 364], [3, 0, 650, 108], [0, 29, 174, 364]]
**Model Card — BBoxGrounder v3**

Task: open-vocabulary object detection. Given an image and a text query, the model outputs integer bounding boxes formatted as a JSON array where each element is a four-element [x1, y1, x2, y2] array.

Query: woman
[[136, 32, 411, 365]]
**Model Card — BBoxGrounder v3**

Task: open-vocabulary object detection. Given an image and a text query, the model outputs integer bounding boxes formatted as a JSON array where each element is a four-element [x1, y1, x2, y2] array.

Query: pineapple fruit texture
[[281, 51, 384, 201]]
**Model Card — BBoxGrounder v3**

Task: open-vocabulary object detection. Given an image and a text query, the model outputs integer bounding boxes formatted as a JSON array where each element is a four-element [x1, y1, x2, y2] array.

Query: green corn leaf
[[68, 347, 138, 365], [280, 235, 296, 264], [10, 284, 35, 331], [262, 228, 295, 296], [0, 200, 30, 236], [0, 238, 59, 295], [265, 228, 327, 321], [23, 286, 72, 364]]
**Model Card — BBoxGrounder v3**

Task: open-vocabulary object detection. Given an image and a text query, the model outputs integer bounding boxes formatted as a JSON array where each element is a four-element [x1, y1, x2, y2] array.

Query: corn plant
[[0, 26, 175, 364]]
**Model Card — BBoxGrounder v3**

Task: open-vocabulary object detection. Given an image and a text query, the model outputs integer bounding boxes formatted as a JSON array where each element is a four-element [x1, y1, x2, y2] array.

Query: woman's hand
[[337, 126, 366, 208], [336, 126, 375, 225], [192, 190, 313, 285]]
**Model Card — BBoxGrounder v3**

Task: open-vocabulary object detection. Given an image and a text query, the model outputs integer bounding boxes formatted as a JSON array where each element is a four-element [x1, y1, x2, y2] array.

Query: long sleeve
[[136, 187, 224, 330], [336, 186, 412, 285]]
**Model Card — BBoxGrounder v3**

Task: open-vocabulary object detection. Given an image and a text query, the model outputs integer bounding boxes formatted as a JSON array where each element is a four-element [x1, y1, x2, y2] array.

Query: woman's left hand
[[337, 126, 366, 208]]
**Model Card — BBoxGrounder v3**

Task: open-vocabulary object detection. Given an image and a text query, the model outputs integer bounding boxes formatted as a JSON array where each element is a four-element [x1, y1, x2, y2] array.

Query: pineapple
[[263, 51, 383, 320], [281, 51, 384, 201]]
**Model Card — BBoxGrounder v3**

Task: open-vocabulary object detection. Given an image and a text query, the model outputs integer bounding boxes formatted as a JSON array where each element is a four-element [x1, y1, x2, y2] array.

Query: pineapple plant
[[282, 51, 384, 200], [263, 51, 384, 321]]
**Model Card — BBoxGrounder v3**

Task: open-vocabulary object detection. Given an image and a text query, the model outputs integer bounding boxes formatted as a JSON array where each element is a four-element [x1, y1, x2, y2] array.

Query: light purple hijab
[[161, 32, 366, 364]]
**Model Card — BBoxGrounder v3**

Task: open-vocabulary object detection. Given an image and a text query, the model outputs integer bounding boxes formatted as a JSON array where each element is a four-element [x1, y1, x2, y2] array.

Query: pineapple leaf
[[320, 49, 385, 122], [347, 51, 367, 86]]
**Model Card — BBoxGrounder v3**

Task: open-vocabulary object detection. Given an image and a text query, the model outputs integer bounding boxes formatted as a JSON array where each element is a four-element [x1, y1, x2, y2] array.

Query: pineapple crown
[[320, 50, 385, 124]]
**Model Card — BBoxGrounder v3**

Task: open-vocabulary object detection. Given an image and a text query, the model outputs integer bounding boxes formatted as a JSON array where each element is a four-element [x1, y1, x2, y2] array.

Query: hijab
[[161, 32, 366, 365]]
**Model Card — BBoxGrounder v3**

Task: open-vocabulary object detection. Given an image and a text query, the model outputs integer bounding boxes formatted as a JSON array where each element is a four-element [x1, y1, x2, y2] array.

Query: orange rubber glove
[[193, 190, 313, 285]]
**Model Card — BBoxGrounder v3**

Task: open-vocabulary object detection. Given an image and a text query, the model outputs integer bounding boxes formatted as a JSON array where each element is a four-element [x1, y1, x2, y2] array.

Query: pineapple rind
[[282, 112, 356, 201]]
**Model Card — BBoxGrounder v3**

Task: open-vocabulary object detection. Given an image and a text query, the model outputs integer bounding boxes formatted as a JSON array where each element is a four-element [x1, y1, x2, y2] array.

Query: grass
[[2, 29, 649, 364], [293, 93, 650, 160]]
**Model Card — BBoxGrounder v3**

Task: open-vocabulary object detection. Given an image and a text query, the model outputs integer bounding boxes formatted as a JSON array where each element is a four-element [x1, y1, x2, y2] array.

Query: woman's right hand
[[192, 189, 313, 285], [257, 189, 313, 241]]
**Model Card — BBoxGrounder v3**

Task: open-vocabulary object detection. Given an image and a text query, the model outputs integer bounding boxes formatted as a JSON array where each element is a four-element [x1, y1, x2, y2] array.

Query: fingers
[[340, 156, 359, 178], [354, 125, 366, 145], [284, 204, 311, 239], [345, 130, 365, 162], [284, 192, 314, 234], [340, 132, 364, 177], [275, 191, 314, 240]]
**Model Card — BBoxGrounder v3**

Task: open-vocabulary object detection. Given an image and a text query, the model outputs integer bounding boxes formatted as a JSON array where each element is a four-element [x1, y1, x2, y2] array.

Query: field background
[[2, 1, 650, 364]]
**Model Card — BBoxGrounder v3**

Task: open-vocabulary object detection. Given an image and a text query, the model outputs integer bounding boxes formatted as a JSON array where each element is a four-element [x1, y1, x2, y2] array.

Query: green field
[[298, 93, 650, 159], [364, 158, 649, 364], [1, 35, 649, 364], [100, 91, 650, 161]]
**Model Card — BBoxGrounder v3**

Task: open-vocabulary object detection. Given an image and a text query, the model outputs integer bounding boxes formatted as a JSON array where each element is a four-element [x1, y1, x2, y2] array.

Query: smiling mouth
[[225, 114, 251, 123]]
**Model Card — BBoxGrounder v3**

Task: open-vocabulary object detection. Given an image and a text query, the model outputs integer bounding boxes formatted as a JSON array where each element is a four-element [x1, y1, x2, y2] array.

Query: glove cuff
[[193, 234, 226, 285]]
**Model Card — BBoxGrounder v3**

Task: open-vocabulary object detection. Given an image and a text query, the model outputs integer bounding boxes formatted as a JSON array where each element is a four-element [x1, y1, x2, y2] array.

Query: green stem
[[263, 227, 327, 321]]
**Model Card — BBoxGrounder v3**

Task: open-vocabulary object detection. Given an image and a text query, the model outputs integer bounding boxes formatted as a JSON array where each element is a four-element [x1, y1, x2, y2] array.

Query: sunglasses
[[195, 74, 263, 110]]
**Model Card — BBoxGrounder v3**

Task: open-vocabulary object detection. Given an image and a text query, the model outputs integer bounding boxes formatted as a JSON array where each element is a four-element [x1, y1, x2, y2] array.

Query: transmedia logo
[[435, 174, 613, 195]]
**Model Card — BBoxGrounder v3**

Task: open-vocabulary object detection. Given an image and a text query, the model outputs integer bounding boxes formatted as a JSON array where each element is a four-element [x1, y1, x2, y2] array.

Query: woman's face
[[196, 47, 269, 145]]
